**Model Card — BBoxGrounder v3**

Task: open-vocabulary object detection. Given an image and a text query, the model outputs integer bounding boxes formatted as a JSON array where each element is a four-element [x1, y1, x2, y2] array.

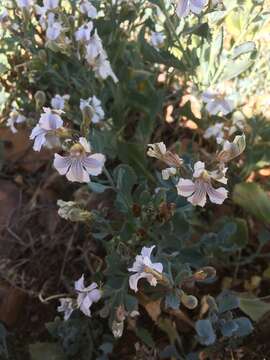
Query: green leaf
[[29, 343, 65, 360], [229, 218, 249, 248], [233, 183, 270, 224], [99, 342, 113, 355], [217, 292, 240, 313], [225, 8, 244, 37], [195, 319, 216, 345], [88, 182, 110, 193], [221, 57, 253, 81], [90, 129, 117, 159], [207, 10, 228, 25], [117, 140, 156, 183], [135, 328, 155, 348], [233, 317, 253, 337], [113, 164, 137, 212], [165, 291, 180, 310], [232, 41, 256, 59], [239, 296, 270, 322]]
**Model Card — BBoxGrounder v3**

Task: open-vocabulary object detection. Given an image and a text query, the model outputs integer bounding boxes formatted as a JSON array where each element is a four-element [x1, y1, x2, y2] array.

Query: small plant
[[1, 0, 270, 357]]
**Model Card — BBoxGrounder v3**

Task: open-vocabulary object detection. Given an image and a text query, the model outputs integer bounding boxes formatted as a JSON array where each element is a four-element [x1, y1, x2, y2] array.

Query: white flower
[[46, 20, 62, 41], [162, 167, 177, 180], [85, 31, 103, 64], [7, 110, 26, 133], [176, 161, 228, 207], [79, 0, 97, 18], [150, 32, 165, 49], [43, 0, 59, 10], [93, 50, 118, 83], [35, 6, 48, 28], [57, 298, 75, 320], [16, 0, 34, 9], [204, 122, 224, 144], [51, 94, 70, 110], [147, 142, 183, 167], [202, 87, 234, 116], [74, 274, 101, 317], [229, 111, 245, 136], [53, 137, 105, 183], [147, 142, 167, 158], [30, 107, 63, 151], [35, 0, 58, 25], [75, 21, 93, 43], [128, 246, 163, 292], [0, 9, 8, 24], [217, 134, 246, 163], [176, 0, 206, 18], [80, 96, 104, 124]]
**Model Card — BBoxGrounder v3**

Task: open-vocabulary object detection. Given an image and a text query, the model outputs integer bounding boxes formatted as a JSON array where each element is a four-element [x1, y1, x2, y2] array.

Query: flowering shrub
[[1, 0, 270, 358]]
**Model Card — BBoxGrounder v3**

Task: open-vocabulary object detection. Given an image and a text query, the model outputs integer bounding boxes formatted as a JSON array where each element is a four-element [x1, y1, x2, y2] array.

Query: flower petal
[[206, 100, 221, 115], [190, 0, 206, 14], [53, 154, 72, 175], [33, 133, 47, 152], [141, 246, 155, 259], [30, 125, 46, 140], [89, 288, 101, 303], [128, 255, 144, 273], [82, 153, 105, 176], [188, 180, 207, 207], [152, 262, 163, 273], [206, 184, 228, 204], [176, 0, 190, 17], [219, 99, 234, 115], [202, 90, 216, 102], [66, 159, 90, 183], [79, 294, 92, 317], [129, 272, 147, 292], [193, 161, 205, 178], [176, 178, 195, 197], [75, 274, 85, 292], [39, 112, 63, 130], [84, 282, 98, 292]]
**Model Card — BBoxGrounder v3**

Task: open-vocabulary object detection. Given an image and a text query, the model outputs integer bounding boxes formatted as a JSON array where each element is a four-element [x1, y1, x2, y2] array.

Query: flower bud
[[147, 142, 183, 168], [217, 134, 246, 163], [34, 91, 46, 110], [193, 267, 216, 282], [57, 200, 92, 222], [112, 320, 124, 338], [181, 292, 198, 309]]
